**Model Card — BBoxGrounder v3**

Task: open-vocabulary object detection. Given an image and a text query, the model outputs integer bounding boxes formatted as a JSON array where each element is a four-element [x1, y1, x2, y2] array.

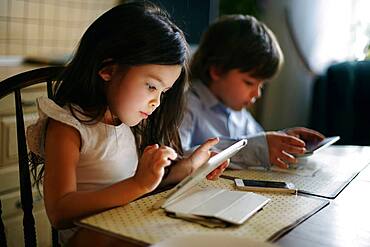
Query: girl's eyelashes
[[146, 82, 157, 91], [146, 82, 172, 94]]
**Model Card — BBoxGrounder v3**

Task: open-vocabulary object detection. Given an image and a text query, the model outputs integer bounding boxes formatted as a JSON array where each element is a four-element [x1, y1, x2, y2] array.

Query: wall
[[257, 0, 314, 130], [0, 0, 117, 58], [258, 0, 352, 130]]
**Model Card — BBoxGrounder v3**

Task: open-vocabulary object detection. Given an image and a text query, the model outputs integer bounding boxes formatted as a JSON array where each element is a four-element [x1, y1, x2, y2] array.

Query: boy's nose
[[255, 86, 262, 98], [250, 89, 260, 100]]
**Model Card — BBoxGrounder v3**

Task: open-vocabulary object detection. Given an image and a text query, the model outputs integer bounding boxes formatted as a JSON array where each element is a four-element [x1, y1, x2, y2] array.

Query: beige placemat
[[225, 146, 370, 198], [78, 178, 328, 245]]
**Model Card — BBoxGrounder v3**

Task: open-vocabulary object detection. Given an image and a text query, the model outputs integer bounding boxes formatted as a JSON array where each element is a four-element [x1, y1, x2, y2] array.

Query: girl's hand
[[266, 131, 306, 169], [205, 152, 229, 180], [133, 144, 177, 193], [187, 138, 229, 180]]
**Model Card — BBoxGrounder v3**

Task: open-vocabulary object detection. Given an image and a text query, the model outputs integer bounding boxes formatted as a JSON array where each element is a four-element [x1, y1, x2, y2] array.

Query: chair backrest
[[0, 66, 64, 247]]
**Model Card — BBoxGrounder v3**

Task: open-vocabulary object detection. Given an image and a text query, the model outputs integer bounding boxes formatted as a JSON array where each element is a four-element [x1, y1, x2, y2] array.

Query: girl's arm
[[43, 119, 173, 229]]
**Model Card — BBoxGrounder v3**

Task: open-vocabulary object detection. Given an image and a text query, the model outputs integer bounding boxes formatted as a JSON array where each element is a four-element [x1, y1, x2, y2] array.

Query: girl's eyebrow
[[147, 73, 171, 90], [148, 74, 165, 86]]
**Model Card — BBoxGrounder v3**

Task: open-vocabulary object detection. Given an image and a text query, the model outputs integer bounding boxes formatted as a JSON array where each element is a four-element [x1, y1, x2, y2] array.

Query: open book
[[158, 139, 270, 225]]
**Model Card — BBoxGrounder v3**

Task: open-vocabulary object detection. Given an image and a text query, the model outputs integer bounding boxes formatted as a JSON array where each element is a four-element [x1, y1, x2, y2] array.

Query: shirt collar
[[192, 80, 227, 110]]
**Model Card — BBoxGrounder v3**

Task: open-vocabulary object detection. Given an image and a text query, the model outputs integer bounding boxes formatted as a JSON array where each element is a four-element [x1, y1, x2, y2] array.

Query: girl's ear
[[98, 63, 117, 82], [209, 65, 224, 81]]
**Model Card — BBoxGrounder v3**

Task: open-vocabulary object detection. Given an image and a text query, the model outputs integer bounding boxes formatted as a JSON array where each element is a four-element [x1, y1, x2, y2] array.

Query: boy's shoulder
[[188, 80, 218, 109], [187, 81, 204, 104], [188, 87, 202, 102], [186, 89, 203, 112]]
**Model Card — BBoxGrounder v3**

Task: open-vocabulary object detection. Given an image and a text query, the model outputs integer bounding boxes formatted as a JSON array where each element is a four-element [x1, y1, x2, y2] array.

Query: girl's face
[[102, 64, 182, 126], [209, 68, 264, 111]]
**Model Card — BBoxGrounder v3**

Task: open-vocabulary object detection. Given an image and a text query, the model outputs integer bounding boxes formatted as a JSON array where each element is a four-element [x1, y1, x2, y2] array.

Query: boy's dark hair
[[31, 1, 189, 184], [191, 15, 283, 84]]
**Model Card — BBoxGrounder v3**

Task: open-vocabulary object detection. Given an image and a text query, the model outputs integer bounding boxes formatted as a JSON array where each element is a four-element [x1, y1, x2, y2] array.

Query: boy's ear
[[98, 63, 117, 82], [209, 65, 223, 81]]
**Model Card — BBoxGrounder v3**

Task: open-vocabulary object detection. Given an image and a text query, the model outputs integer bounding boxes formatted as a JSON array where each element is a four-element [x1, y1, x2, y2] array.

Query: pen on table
[[220, 174, 238, 181]]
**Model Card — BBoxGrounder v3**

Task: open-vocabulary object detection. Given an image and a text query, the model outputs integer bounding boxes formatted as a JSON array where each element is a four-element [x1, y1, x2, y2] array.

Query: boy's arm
[[179, 87, 270, 170], [216, 133, 271, 170], [179, 104, 270, 169], [179, 134, 271, 170], [179, 108, 194, 151]]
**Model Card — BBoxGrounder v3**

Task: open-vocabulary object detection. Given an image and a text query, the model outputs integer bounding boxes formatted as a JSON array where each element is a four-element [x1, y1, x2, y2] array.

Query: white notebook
[[158, 139, 270, 225]]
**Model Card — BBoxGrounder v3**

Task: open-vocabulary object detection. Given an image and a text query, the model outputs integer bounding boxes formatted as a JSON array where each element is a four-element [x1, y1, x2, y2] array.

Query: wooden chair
[[0, 66, 64, 247]]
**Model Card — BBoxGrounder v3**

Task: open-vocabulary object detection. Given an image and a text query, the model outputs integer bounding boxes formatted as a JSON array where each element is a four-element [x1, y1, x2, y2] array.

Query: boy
[[180, 15, 324, 169]]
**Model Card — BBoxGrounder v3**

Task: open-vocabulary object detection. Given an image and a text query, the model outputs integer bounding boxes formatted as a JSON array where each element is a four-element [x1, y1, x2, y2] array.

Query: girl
[[27, 2, 227, 245]]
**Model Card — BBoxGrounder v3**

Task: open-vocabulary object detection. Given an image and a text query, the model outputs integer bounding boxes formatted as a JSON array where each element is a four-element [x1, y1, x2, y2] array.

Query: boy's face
[[209, 68, 264, 111], [102, 64, 182, 126]]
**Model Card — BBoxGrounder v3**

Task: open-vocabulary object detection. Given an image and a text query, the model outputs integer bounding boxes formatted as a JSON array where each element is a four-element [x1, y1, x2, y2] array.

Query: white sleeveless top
[[27, 97, 138, 244]]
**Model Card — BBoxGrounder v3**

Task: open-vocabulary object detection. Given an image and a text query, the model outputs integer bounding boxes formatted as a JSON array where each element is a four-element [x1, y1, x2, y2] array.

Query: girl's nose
[[149, 94, 161, 108]]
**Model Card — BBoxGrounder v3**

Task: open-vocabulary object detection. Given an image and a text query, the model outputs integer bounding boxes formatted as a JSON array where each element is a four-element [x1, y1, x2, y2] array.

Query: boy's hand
[[285, 127, 325, 145], [133, 144, 177, 193], [266, 131, 306, 169]]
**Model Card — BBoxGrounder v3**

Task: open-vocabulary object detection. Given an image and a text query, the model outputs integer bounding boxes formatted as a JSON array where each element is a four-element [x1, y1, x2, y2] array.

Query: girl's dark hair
[[191, 15, 283, 84], [31, 1, 189, 185]]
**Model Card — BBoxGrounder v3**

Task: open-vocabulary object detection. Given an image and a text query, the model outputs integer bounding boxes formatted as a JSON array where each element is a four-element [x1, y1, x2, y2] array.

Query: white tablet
[[298, 136, 340, 157], [162, 139, 247, 207]]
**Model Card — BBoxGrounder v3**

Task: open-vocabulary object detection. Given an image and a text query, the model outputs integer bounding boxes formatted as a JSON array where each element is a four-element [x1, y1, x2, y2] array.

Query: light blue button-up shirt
[[179, 80, 270, 169]]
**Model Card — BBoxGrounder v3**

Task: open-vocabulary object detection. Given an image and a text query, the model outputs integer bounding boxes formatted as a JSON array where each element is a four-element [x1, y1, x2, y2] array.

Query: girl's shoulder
[[26, 97, 85, 157], [36, 97, 83, 129]]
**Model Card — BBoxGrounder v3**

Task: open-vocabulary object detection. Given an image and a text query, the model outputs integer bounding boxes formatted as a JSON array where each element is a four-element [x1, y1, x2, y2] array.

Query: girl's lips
[[140, 111, 149, 118]]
